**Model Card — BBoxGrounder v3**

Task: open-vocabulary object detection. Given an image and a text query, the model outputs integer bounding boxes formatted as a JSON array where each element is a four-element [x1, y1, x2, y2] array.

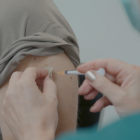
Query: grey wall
[[54, 0, 140, 128]]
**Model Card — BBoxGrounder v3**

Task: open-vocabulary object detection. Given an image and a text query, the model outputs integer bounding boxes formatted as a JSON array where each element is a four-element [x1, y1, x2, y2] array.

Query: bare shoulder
[[0, 53, 78, 139], [15, 53, 76, 73]]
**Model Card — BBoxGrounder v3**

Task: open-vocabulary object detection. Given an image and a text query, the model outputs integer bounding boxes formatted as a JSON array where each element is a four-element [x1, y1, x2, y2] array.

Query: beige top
[[0, 0, 80, 86]]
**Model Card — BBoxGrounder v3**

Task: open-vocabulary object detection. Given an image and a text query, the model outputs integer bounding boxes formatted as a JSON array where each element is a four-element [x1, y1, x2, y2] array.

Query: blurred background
[[54, 0, 140, 129]]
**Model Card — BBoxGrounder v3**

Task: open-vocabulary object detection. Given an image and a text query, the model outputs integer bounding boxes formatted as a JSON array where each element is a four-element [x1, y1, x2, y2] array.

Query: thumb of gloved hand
[[85, 70, 123, 106]]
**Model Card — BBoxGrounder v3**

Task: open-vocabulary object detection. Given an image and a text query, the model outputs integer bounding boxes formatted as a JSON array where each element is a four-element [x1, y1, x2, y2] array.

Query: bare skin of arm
[[0, 53, 78, 140]]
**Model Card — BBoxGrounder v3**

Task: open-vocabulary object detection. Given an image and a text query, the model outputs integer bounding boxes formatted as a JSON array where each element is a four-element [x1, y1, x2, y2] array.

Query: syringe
[[57, 68, 105, 76]]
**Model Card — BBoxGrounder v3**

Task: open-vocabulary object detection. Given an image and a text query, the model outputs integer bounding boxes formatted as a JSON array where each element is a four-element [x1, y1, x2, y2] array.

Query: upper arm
[[0, 53, 78, 139]]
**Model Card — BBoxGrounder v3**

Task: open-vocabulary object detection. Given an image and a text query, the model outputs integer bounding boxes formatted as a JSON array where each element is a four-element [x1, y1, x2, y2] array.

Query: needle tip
[[57, 71, 66, 76]]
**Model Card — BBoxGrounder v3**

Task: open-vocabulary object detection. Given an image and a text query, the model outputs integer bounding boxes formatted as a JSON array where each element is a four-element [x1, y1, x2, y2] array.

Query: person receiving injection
[[2, 0, 140, 140]]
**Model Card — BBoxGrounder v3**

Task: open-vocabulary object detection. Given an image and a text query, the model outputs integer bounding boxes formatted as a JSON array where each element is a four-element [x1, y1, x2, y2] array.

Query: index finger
[[21, 67, 48, 81], [77, 59, 129, 76]]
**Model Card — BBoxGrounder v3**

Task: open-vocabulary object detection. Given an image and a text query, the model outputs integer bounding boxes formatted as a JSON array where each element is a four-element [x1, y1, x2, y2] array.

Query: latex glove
[[2, 67, 58, 140], [77, 59, 140, 116]]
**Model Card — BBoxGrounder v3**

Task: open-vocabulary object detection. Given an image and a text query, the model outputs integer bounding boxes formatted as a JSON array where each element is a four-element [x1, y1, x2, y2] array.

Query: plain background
[[54, 0, 140, 128]]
